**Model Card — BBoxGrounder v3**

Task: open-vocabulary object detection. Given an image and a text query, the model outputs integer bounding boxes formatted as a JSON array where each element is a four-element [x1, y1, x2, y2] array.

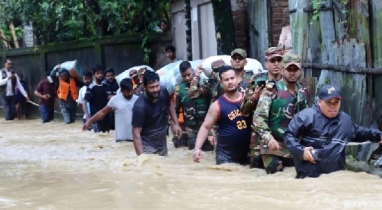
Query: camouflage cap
[[130, 69, 138, 76], [231, 48, 247, 58], [265, 47, 283, 59], [283, 54, 301, 69], [211, 59, 226, 72], [137, 67, 147, 76]]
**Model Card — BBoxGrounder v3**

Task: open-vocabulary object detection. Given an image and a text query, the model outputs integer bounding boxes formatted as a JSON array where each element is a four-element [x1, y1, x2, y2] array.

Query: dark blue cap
[[319, 84, 342, 101]]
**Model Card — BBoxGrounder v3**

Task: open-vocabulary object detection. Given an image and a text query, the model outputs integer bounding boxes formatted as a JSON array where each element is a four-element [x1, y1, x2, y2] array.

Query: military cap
[[283, 54, 301, 69], [265, 47, 283, 59], [211, 59, 226, 72], [231, 48, 247, 59], [137, 68, 147, 76]]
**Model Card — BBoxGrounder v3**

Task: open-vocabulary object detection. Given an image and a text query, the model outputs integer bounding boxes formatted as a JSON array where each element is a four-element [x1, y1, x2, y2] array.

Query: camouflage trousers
[[249, 133, 294, 174], [172, 126, 214, 151]]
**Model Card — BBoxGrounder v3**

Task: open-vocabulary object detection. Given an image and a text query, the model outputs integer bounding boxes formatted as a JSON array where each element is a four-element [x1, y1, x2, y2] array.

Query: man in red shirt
[[34, 72, 57, 123]]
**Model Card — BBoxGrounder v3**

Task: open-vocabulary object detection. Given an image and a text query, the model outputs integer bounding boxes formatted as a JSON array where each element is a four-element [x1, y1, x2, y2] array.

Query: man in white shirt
[[76, 71, 93, 124], [0, 58, 30, 120], [82, 78, 138, 142]]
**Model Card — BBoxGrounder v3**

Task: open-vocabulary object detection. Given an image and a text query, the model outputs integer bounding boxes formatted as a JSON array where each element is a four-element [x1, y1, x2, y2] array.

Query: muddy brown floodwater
[[1, 119, 382, 210]]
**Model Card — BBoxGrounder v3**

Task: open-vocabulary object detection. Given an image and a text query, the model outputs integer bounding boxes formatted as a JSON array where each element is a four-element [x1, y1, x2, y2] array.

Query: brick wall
[[270, 0, 290, 46], [232, 0, 249, 52]]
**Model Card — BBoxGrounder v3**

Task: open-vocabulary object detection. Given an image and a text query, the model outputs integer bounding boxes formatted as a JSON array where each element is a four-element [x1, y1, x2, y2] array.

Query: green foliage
[[0, 0, 170, 63], [310, 0, 349, 25]]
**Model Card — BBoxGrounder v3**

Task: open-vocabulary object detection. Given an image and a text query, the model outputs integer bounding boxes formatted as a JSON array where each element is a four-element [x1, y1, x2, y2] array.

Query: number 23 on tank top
[[237, 120, 247, 130]]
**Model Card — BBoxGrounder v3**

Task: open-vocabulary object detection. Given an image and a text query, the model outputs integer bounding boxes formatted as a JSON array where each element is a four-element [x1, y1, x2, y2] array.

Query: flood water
[[1, 119, 382, 210]]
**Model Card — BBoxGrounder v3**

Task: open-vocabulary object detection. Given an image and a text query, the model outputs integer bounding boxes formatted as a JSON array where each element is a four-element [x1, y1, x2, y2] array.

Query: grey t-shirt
[[107, 93, 138, 141]]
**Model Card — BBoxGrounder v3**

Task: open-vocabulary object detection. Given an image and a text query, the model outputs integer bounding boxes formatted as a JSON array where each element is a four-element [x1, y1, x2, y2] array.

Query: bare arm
[[132, 127, 143, 155], [168, 101, 179, 126], [34, 90, 44, 99], [82, 99, 91, 119], [87, 106, 112, 125], [194, 101, 219, 149]]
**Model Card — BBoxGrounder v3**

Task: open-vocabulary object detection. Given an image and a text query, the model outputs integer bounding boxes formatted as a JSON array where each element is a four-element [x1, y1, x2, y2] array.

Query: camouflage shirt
[[252, 80, 308, 156], [240, 72, 269, 116], [134, 82, 144, 95], [175, 79, 211, 129]]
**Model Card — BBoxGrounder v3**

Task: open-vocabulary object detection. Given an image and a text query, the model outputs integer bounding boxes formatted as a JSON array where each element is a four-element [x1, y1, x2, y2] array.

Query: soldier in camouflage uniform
[[251, 54, 308, 174], [133, 68, 146, 95], [174, 61, 214, 151], [240, 47, 285, 169], [240, 47, 284, 116]]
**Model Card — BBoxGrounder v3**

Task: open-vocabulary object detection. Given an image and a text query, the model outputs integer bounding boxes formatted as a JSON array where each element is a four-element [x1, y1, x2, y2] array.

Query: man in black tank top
[[193, 66, 252, 165]]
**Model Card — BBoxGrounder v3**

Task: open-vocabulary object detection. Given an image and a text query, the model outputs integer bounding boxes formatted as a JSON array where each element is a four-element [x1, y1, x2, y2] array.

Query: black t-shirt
[[132, 87, 171, 138], [84, 82, 109, 116]]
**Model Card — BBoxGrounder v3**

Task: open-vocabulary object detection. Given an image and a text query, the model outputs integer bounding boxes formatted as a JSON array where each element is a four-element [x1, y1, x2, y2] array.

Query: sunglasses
[[268, 57, 282, 63]]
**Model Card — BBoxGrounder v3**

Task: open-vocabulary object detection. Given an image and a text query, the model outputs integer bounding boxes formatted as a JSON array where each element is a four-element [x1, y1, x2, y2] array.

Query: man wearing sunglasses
[[251, 54, 308, 174]]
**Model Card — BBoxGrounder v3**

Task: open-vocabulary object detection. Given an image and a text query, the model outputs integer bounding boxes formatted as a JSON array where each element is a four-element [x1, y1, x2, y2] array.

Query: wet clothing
[[85, 82, 110, 132], [35, 78, 57, 123], [215, 93, 252, 165], [132, 87, 171, 155], [39, 105, 54, 123], [174, 80, 213, 151], [57, 77, 78, 101], [103, 79, 119, 130], [284, 103, 382, 178], [251, 80, 308, 174], [58, 93, 77, 124], [0, 95, 16, 120], [107, 93, 138, 141], [35, 79, 56, 107]]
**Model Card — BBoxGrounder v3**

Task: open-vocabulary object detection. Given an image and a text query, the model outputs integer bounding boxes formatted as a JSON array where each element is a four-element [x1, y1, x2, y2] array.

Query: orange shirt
[[171, 93, 184, 124]]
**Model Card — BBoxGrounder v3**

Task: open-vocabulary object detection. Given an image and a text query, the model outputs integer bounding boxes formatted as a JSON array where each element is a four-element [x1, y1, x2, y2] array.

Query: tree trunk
[[9, 22, 19, 48], [184, 0, 192, 60], [211, 0, 236, 55], [0, 28, 9, 49]]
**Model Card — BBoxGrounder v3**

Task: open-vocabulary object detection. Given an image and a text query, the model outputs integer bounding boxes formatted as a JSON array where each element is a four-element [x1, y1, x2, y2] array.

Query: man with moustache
[[76, 71, 93, 124], [284, 84, 382, 178], [252, 54, 308, 174], [208, 49, 263, 102], [193, 66, 252, 165], [83, 78, 138, 142], [83, 64, 110, 133], [131, 71, 182, 156], [0, 58, 30, 120], [173, 61, 214, 150], [240, 47, 284, 116]]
